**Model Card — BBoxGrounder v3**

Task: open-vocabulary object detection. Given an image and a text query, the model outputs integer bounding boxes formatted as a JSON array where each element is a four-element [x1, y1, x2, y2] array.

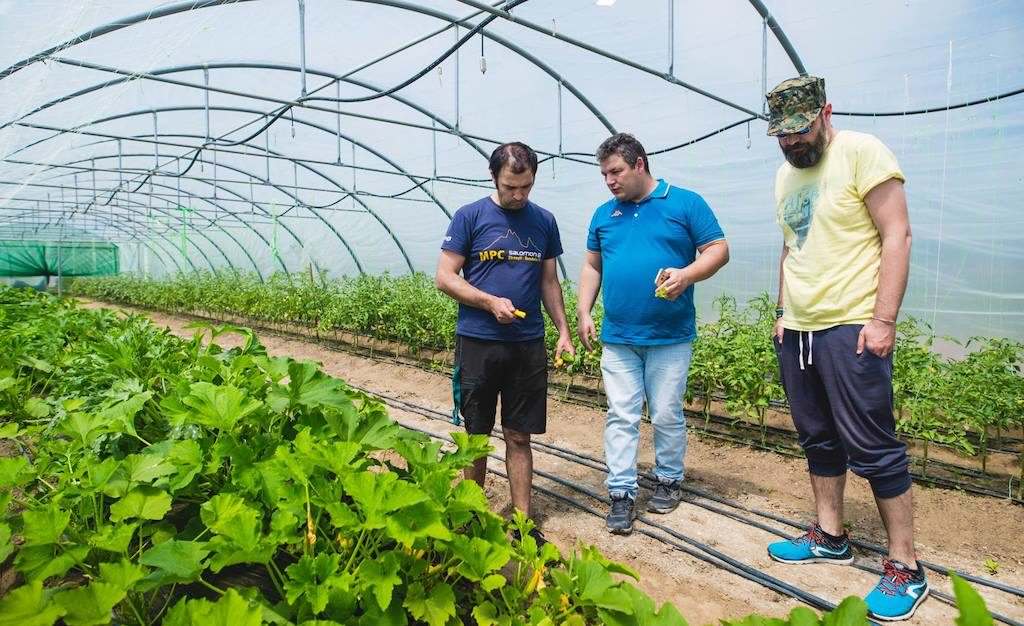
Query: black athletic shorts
[[451, 335, 547, 435]]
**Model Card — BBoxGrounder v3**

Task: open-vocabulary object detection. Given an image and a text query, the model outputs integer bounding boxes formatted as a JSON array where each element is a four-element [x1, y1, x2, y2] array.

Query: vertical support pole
[[203, 65, 211, 141], [117, 139, 123, 189], [431, 119, 437, 197], [298, 0, 308, 96], [335, 81, 343, 164], [213, 150, 219, 203], [152, 111, 159, 166], [668, 0, 675, 76], [557, 80, 563, 156], [454, 24, 460, 129], [761, 17, 768, 112], [351, 142, 356, 209], [265, 116, 272, 181]]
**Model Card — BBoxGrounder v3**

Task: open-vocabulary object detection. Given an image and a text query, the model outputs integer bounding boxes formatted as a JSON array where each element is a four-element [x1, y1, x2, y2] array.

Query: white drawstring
[[797, 330, 815, 371]]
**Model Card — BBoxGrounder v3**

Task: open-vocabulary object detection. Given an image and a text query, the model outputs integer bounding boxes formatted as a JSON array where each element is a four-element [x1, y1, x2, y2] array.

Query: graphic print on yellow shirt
[[775, 130, 905, 331], [780, 184, 818, 249]]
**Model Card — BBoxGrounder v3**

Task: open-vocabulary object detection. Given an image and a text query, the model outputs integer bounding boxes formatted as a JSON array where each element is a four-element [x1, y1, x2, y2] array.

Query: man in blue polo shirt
[[578, 133, 729, 535]]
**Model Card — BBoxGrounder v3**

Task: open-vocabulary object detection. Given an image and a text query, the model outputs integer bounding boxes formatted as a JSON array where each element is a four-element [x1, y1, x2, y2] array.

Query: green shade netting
[[0, 240, 119, 277]]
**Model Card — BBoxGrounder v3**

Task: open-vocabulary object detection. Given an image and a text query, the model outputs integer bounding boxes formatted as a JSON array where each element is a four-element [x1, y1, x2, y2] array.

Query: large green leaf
[[162, 381, 263, 431], [267, 360, 354, 414], [60, 412, 107, 448], [53, 582, 126, 626], [200, 493, 262, 550], [122, 451, 176, 485], [342, 471, 429, 530], [0, 581, 66, 626], [97, 391, 152, 439], [87, 523, 137, 554], [403, 582, 455, 626], [23, 397, 50, 418], [324, 401, 399, 450], [15, 545, 90, 583], [449, 535, 511, 581], [99, 559, 147, 589], [138, 539, 209, 586], [21, 503, 71, 546], [821, 596, 868, 626], [952, 574, 994, 626], [0, 457, 30, 489], [285, 553, 344, 614], [356, 552, 402, 611], [109, 486, 172, 523], [0, 523, 12, 563], [163, 589, 263, 626]]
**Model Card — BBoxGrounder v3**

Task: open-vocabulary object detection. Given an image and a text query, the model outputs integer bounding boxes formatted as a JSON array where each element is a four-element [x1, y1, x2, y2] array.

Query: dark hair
[[488, 142, 538, 178], [596, 133, 651, 175]]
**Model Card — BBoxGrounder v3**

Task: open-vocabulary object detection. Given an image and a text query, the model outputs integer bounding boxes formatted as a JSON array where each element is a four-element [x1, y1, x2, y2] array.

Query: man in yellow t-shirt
[[764, 76, 928, 622]]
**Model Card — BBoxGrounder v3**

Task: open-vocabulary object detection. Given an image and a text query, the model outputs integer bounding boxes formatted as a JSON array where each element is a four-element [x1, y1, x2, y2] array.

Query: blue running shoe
[[865, 559, 929, 622], [767, 523, 854, 565]]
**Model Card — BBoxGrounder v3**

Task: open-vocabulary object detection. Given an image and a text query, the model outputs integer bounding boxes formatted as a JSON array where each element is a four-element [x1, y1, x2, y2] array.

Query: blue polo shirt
[[586, 179, 724, 345]]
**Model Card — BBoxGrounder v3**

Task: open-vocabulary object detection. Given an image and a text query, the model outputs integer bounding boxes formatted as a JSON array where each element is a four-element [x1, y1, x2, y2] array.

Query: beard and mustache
[[781, 128, 829, 168]]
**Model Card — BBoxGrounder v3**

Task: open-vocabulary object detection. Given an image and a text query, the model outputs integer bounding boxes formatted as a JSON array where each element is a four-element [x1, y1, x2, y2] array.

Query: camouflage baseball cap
[[766, 75, 826, 136]]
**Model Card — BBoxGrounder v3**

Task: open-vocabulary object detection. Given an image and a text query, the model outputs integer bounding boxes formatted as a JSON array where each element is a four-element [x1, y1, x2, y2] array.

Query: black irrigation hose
[[392, 420, 858, 622], [354, 385, 1024, 602], [563, 383, 1023, 503], [376, 397, 1024, 626], [834, 86, 1024, 117]]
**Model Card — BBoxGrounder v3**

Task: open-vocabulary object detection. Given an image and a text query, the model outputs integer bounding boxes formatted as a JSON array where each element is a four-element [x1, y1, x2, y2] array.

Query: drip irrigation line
[[301, 0, 528, 105], [392, 420, 853, 620], [373, 394, 1024, 624], [834, 86, 1024, 117], [350, 383, 1024, 604]]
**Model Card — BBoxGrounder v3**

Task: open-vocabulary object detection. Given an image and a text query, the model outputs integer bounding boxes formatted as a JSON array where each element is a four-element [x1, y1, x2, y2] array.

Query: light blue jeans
[[601, 341, 693, 499]]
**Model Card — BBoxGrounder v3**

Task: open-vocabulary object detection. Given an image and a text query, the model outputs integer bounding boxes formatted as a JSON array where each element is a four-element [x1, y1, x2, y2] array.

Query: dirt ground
[[80, 301, 1024, 625]]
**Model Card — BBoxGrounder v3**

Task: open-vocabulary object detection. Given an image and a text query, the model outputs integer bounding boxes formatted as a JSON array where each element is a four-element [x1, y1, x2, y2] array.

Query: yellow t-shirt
[[775, 130, 905, 331]]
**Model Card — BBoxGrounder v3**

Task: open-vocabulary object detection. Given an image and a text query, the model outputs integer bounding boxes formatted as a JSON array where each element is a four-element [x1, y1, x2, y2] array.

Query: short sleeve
[[441, 208, 471, 256], [544, 214, 563, 259], [854, 135, 905, 198], [586, 210, 602, 252], [686, 193, 726, 247]]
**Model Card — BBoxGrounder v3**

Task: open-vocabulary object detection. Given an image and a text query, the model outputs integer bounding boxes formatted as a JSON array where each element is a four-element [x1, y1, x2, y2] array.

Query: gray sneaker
[[606, 494, 637, 535], [647, 477, 682, 514]]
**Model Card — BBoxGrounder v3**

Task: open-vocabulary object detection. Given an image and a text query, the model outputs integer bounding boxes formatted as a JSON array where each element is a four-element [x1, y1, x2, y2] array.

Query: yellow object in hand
[[513, 309, 526, 319]]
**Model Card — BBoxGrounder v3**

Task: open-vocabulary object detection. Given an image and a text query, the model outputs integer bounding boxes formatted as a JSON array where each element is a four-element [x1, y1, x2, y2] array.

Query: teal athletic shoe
[[865, 559, 929, 621], [767, 523, 854, 565]]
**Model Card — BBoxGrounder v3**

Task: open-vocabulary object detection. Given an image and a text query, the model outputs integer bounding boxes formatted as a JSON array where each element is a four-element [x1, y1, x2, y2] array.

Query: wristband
[[775, 307, 784, 319], [871, 316, 896, 325]]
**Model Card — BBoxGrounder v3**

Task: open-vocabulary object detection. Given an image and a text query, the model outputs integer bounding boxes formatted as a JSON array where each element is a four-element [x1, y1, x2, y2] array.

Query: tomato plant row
[[70, 272, 1024, 486]]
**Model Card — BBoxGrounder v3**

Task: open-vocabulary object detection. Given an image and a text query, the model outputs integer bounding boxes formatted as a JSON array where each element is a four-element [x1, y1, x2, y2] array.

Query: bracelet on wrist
[[871, 316, 896, 325]]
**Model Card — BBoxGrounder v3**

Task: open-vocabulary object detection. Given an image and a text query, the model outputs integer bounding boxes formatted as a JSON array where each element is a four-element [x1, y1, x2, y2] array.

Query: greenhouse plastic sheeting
[[0, 240, 119, 277], [0, 1, 1021, 338]]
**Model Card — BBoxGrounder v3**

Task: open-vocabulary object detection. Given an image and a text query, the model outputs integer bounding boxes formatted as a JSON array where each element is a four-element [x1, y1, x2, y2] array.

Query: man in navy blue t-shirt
[[436, 142, 574, 537], [578, 133, 730, 535]]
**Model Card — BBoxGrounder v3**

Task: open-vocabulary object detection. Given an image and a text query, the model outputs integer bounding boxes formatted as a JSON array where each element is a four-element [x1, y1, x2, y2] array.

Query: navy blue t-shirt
[[441, 197, 563, 341], [587, 179, 724, 345]]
